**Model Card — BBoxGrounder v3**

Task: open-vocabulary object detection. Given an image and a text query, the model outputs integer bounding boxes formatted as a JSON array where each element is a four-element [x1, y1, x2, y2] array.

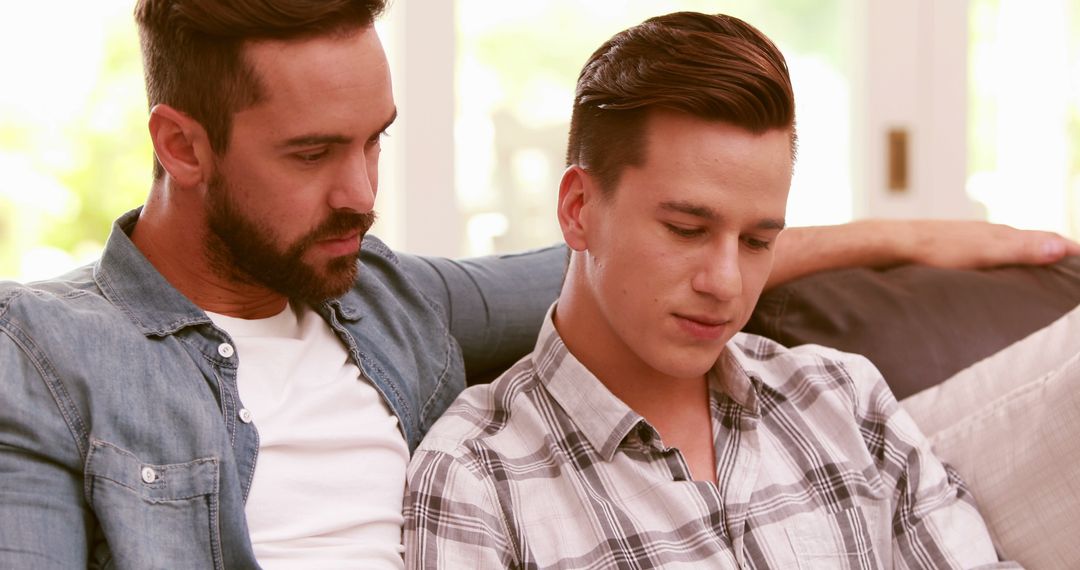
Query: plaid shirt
[[405, 309, 1017, 569]]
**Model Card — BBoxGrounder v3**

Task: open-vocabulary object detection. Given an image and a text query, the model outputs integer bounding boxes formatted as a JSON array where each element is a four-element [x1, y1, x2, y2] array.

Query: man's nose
[[691, 241, 742, 300], [329, 152, 377, 213]]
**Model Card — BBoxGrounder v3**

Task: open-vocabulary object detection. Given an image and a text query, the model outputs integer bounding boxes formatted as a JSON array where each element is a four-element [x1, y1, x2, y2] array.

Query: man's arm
[[0, 333, 92, 567], [404, 449, 516, 568], [839, 353, 1019, 569], [768, 219, 1080, 288], [397, 220, 1078, 381], [397, 246, 565, 381]]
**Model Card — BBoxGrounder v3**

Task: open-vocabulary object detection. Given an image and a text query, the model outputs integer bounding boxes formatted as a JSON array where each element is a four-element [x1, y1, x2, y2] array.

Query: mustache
[[299, 211, 378, 248]]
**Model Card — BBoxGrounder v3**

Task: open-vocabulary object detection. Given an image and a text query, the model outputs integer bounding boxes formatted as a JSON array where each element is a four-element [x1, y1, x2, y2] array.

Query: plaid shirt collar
[[533, 304, 762, 461]]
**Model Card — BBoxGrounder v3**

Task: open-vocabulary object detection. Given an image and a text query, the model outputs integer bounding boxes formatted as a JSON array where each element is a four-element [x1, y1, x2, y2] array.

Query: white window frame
[[385, 0, 978, 258]]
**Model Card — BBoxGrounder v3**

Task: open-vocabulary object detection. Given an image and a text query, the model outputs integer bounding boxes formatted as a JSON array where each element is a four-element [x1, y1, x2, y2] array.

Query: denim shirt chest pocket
[[84, 440, 223, 570]]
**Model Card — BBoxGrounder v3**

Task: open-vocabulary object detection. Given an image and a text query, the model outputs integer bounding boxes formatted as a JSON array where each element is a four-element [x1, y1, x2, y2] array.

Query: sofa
[[744, 256, 1080, 569]]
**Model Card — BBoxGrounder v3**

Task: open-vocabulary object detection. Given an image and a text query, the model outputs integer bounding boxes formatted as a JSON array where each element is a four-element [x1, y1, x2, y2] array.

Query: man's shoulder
[[359, 234, 396, 261], [732, 330, 875, 366], [414, 357, 544, 458], [353, 235, 433, 306], [729, 332, 884, 393], [0, 264, 107, 322], [0, 263, 147, 355]]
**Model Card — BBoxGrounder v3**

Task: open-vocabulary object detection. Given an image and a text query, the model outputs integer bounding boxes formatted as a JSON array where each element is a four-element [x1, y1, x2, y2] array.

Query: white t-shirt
[[207, 304, 409, 569]]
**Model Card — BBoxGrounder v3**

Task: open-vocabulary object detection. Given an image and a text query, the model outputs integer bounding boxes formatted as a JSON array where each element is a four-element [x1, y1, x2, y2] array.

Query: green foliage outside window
[[0, 14, 150, 280]]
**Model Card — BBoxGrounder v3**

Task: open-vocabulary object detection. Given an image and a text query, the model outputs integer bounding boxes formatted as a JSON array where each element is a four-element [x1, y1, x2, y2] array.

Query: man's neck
[[553, 290, 718, 483], [131, 189, 287, 319], [607, 367, 716, 485]]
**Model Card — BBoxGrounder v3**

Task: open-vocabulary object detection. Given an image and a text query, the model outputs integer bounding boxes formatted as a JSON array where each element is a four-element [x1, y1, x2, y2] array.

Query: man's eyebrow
[[659, 201, 785, 230], [757, 218, 786, 231], [660, 201, 718, 220], [278, 108, 398, 149], [280, 134, 352, 148]]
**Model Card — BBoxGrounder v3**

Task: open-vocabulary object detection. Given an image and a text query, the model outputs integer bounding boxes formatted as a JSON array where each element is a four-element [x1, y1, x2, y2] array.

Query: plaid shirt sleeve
[[404, 446, 515, 569], [834, 350, 1019, 569]]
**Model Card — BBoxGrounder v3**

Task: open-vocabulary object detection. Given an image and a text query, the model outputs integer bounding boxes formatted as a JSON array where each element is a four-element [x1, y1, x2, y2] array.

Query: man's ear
[[557, 165, 596, 251], [148, 104, 215, 188]]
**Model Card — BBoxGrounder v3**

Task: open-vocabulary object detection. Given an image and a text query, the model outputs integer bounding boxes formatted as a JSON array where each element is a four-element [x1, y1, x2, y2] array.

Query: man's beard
[[203, 172, 376, 304]]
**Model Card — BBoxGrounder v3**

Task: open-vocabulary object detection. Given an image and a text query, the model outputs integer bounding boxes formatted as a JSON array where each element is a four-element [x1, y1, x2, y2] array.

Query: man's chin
[[651, 343, 730, 381], [274, 255, 359, 304], [321, 257, 361, 293], [322, 265, 360, 298]]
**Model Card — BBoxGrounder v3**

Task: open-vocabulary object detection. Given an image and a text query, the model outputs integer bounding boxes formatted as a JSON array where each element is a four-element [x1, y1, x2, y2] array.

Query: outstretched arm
[[398, 220, 1078, 382], [768, 219, 1080, 289], [397, 245, 565, 381]]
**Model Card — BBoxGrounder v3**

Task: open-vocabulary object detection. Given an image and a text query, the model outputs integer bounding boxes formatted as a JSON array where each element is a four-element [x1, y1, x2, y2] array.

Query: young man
[[405, 13, 1017, 569], [0, 1, 1065, 568]]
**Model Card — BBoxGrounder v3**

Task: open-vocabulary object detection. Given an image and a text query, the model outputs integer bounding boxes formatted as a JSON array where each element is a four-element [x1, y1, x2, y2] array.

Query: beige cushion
[[902, 303, 1080, 568]]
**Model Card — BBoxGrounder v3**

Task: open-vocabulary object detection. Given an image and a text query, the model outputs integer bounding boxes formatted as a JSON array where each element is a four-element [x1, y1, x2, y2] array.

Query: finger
[[1032, 234, 1079, 263]]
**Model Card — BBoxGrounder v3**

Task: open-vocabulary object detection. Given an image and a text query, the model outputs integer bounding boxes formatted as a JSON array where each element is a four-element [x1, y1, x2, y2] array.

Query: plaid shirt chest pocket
[[781, 504, 889, 570], [513, 468, 738, 568]]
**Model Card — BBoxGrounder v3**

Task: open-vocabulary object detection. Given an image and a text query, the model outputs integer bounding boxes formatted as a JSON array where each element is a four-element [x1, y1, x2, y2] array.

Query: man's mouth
[[303, 210, 377, 260], [673, 313, 732, 340], [316, 230, 362, 256]]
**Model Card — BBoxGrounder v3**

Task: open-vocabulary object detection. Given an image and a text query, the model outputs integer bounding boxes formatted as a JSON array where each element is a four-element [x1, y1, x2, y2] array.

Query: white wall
[[383, 0, 461, 257], [855, 0, 980, 221]]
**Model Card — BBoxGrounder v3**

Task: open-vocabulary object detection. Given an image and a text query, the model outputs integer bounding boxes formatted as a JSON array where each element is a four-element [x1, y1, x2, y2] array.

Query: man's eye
[[295, 149, 328, 163], [664, 223, 704, 238], [367, 129, 390, 146], [744, 237, 772, 251]]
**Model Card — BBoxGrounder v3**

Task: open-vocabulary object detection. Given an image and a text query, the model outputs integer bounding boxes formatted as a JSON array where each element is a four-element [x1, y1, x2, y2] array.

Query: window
[[5, 1, 1072, 280], [0, 1, 147, 280], [455, 0, 857, 255], [968, 0, 1080, 238]]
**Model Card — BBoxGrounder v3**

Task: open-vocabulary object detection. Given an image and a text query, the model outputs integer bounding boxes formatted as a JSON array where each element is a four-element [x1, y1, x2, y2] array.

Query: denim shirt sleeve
[[0, 324, 92, 568], [396, 244, 566, 382]]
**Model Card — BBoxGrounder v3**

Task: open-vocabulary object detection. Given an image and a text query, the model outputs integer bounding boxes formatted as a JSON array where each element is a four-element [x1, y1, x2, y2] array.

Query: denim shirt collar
[[94, 208, 363, 337]]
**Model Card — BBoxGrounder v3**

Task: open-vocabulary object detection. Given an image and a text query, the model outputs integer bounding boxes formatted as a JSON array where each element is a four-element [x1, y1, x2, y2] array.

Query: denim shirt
[[0, 209, 563, 569]]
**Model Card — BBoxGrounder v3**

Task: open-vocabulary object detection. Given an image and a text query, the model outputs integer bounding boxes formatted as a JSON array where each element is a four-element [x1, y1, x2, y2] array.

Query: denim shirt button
[[140, 466, 158, 484], [217, 343, 235, 358], [238, 408, 253, 424]]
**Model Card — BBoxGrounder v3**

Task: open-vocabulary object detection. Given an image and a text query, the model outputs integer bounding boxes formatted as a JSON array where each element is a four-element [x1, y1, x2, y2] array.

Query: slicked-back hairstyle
[[134, 0, 386, 179], [566, 12, 796, 194]]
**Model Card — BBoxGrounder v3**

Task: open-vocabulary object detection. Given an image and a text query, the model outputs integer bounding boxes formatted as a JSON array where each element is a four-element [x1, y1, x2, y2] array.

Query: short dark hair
[[566, 12, 796, 193], [134, 0, 387, 179]]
